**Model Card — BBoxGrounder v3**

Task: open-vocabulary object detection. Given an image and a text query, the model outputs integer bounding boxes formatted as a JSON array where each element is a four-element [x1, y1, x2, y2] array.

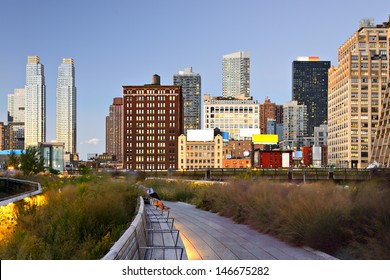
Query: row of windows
[[126, 92, 178, 98]]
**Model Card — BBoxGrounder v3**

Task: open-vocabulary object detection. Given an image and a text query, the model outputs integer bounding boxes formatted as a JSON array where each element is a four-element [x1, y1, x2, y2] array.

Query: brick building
[[122, 75, 183, 170]]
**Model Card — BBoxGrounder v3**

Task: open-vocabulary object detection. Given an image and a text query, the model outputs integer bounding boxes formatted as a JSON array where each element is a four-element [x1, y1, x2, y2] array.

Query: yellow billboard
[[252, 134, 278, 144]]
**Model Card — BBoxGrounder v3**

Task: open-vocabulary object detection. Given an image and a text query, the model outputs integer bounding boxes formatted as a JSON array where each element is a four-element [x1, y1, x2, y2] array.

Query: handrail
[[102, 196, 185, 260], [0, 178, 42, 206], [102, 196, 146, 260]]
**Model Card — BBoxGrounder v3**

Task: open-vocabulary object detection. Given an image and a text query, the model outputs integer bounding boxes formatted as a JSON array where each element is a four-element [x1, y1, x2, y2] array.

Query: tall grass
[[0, 175, 142, 259], [145, 178, 390, 259]]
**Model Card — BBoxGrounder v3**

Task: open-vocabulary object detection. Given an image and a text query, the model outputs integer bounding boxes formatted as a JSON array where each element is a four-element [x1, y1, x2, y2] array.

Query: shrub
[[0, 176, 142, 259]]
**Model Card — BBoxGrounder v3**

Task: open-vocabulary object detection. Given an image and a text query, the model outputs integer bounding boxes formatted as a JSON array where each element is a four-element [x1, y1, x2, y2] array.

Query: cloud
[[86, 138, 100, 145]]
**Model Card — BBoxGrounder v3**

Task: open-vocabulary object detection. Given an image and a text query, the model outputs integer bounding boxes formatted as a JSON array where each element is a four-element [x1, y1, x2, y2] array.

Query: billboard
[[282, 153, 290, 168], [252, 134, 278, 144], [187, 129, 214, 142], [293, 151, 302, 159], [221, 131, 229, 142], [240, 128, 261, 138], [312, 146, 322, 161]]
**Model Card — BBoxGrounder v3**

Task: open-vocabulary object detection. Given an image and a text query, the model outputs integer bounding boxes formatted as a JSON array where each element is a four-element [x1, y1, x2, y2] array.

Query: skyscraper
[[292, 56, 330, 137], [7, 88, 25, 150], [106, 97, 123, 162], [25, 56, 46, 148], [328, 18, 389, 168], [122, 75, 183, 170], [222, 51, 250, 98], [8, 88, 25, 123], [173, 67, 201, 134], [56, 58, 77, 154], [280, 100, 307, 150]]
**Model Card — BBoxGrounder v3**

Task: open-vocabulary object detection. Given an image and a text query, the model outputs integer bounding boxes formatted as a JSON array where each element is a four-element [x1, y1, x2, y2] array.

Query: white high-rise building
[[25, 56, 46, 148], [56, 58, 77, 154], [280, 100, 307, 150], [222, 51, 250, 98], [8, 88, 25, 123]]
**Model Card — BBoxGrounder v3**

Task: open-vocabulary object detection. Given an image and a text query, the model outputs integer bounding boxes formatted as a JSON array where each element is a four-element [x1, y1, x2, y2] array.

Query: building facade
[[280, 100, 307, 150], [39, 142, 65, 172], [7, 88, 25, 150], [203, 94, 260, 140], [56, 58, 77, 154], [178, 132, 223, 170], [122, 75, 183, 170], [106, 97, 123, 163], [314, 124, 328, 146], [328, 18, 389, 168], [222, 51, 250, 98], [173, 67, 201, 134], [292, 56, 330, 137], [8, 88, 25, 123], [259, 97, 283, 133], [25, 56, 46, 148]]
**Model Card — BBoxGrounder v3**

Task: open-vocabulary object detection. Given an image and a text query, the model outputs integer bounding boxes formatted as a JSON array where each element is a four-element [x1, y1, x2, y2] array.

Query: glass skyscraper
[[222, 51, 250, 98], [25, 56, 46, 148], [56, 58, 77, 154], [173, 67, 201, 134], [292, 56, 330, 137]]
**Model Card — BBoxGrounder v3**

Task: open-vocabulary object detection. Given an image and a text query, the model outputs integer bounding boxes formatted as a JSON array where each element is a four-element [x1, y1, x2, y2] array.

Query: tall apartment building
[[222, 51, 250, 98], [173, 67, 201, 134], [259, 97, 283, 133], [328, 18, 389, 168], [56, 58, 77, 154], [25, 56, 46, 148], [8, 88, 25, 123], [371, 18, 390, 166], [292, 56, 330, 137], [178, 130, 223, 170], [122, 75, 183, 170], [203, 94, 260, 140], [280, 100, 307, 150], [106, 97, 123, 162], [8, 88, 25, 149]]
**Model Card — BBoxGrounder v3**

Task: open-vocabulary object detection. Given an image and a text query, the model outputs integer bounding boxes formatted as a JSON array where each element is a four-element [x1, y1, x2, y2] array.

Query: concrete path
[[164, 201, 337, 260]]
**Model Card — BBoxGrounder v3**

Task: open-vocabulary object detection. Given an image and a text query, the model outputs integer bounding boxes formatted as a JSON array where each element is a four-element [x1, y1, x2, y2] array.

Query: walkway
[[164, 201, 337, 260]]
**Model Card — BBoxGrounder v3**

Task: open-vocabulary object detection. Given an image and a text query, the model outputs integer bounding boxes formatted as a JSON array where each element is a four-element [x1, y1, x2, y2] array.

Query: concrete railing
[[0, 178, 42, 207], [102, 196, 148, 260]]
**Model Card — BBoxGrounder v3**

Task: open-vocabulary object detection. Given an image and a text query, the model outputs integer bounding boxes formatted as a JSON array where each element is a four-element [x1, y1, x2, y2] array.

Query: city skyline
[[0, 1, 389, 159]]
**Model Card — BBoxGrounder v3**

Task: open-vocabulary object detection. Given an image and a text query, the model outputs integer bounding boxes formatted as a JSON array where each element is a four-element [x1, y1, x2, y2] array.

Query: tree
[[20, 147, 45, 175], [5, 151, 20, 170]]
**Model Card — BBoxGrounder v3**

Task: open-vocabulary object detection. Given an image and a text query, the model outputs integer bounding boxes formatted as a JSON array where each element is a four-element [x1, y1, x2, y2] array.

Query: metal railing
[[102, 197, 185, 260]]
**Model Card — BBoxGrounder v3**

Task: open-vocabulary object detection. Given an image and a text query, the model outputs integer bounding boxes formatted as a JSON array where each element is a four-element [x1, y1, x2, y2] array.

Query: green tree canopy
[[20, 147, 45, 175], [5, 151, 20, 170]]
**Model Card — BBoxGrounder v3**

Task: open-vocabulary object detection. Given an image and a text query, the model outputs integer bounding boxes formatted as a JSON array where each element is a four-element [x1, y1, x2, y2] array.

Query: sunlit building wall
[[203, 94, 260, 140], [328, 18, 389, 168]]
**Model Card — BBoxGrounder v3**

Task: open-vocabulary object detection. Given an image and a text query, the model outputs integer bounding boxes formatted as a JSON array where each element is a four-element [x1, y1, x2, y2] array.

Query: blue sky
[[0, 0, 389, 160]]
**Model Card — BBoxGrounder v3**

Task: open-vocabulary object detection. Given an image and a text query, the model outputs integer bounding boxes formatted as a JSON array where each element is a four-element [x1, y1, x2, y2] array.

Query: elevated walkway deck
[[165, 201, 337, 260]]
